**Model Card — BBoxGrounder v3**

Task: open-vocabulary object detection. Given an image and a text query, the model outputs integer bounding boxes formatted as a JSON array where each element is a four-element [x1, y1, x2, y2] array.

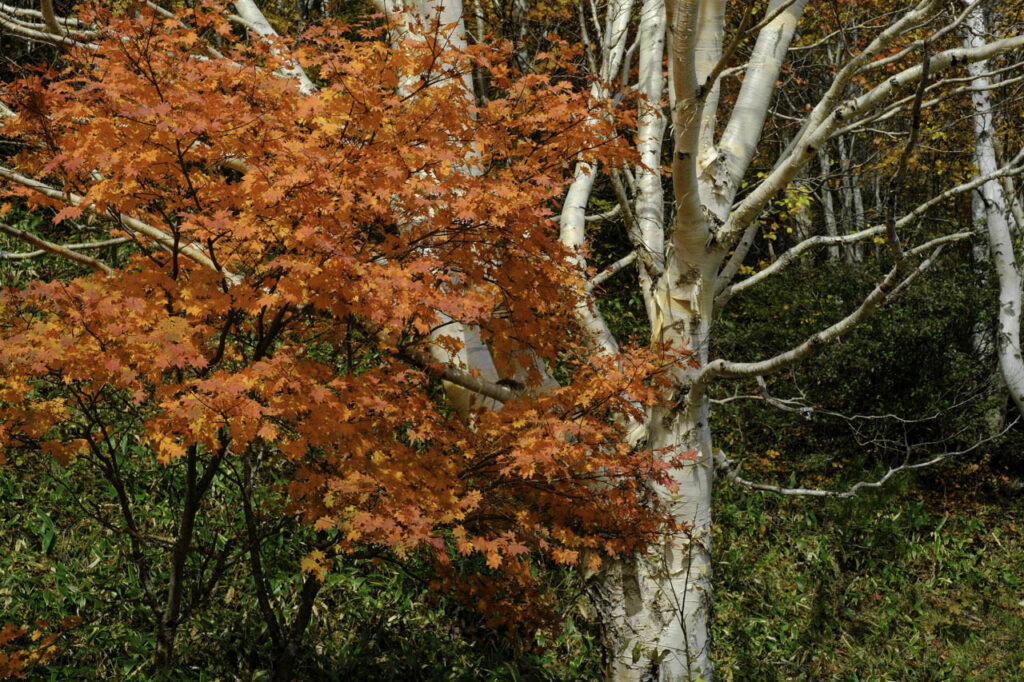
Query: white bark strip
[[708, 0, 808, 220], [963, 2, 1024, 417], [694, 0, 724, 193], [232, 0, 317, 94], [593, 3, 714, 680], [559, 0, 636, 356], [634, 0, 668, 326]]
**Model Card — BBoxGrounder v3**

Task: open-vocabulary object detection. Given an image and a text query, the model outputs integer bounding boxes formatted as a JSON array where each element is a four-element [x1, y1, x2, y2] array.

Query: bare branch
[[585, 203, 622, 222], [0, 1, 89, 26], [717, 148, 1024, 304], [714, 419, 1017, 498], [0, 222, 113, 275], [858, 0, 983, 76], [718, 225, 885, 304], [712, 375, 989, 426], [590, 252, 638, 289], [0, 10, 95, 48], [700, 232, 971, 383], [0, 236, 129, 260], [400, 344, 518, 404], [231, 0, 317, 94], [0, 165, 234, 280], [719, 29, 1024, 249]]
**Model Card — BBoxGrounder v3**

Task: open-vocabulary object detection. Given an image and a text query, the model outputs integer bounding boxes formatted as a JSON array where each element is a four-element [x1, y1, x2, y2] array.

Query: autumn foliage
[[0, 2, 682, 634]]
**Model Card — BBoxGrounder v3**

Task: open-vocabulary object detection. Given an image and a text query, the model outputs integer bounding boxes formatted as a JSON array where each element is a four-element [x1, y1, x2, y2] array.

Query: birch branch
[[625, 0, 667, 331], [858, 0, 983, 75], [718, 29, 1024, 249], [717, 151, 1024, 302], [713, 220, 759, 296], [589, 252, 638, 289], [558, 0, 636, 356], [717, 226, 885, 304], [746, 0, 797, 33], [584, 203, 622, 222], [346, 317, 520, 404], [774, 0, 935, 167], [834, 69, 1024, 138], [714, 374, 988, 425], [398, 345, 518, 403], [610, 168, 662, 279], [0, 165, 230, 279], [700, 232, 971, 382], [0, 1, 89, 26], [0, 9, 96, 40], [0, 10, 95, 48], [0, 223, 114, 274], [0, 236, 129, 260], [714, 420, 1016, 498], [231, 0, 317, 94]]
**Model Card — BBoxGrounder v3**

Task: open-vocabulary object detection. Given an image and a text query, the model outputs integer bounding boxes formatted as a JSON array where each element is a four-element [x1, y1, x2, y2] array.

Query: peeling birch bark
[[963, 2, 1024, 417]]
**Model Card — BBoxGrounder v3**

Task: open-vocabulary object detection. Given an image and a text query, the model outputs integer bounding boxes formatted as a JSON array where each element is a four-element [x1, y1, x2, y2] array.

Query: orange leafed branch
[[0, 2, 670, 627]]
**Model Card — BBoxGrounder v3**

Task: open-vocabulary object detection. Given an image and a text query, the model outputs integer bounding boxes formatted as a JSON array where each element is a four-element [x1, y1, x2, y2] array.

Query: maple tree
[[0, 2, 686, 675]]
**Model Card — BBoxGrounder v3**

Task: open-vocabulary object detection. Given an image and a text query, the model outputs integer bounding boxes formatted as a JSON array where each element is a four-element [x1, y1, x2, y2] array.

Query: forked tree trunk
[[588, 0, 807, 677]]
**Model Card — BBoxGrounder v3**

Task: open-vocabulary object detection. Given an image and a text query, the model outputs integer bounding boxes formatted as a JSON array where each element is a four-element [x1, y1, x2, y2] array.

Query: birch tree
[[3, 0, 1024, 680], [543, 0, 1024, 678], [962, 0, 1024, 418]]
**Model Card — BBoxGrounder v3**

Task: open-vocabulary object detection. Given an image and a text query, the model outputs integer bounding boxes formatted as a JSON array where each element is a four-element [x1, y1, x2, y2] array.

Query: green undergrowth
[[0, 456, 600, 681], [712, 476, 1024, 681], [5, 456, 1021, 680]]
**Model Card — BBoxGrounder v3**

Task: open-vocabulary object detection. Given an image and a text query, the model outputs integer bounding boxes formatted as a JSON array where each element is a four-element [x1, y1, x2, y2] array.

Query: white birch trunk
[[376, 0, 508, 411], [559, 0, 635, 355], [964, 2, 1024, 417], [590, 1, 810, 678], [364, 1, 1024, 678], [838, 137, 863, 263], [818, 146, 841, 262], [630, 0, 669, 327]]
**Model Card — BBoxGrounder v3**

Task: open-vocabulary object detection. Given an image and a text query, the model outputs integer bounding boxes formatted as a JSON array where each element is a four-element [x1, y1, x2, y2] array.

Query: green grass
[[712, 477, 1024, 681]]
